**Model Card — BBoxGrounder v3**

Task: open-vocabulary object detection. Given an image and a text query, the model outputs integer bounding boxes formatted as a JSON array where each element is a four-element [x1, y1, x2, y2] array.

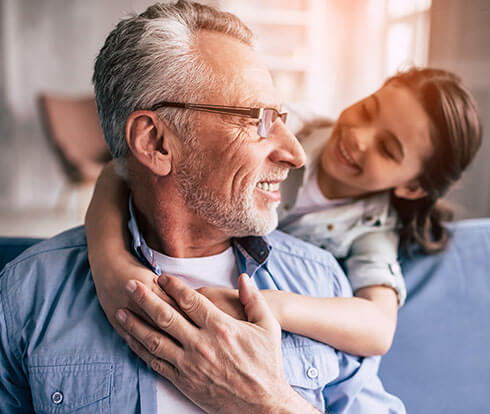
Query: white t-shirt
[[288, 166, 350, 217], [150, 246, 239, 413]]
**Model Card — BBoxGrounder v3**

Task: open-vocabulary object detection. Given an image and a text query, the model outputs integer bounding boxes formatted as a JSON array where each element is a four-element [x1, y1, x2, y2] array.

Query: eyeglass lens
[[258, 109, 288, 138]]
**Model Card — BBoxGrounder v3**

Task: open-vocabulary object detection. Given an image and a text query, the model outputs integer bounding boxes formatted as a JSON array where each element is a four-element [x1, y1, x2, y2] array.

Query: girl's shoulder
[[279, 192, 398, 258], [356, 192, 398, 228]]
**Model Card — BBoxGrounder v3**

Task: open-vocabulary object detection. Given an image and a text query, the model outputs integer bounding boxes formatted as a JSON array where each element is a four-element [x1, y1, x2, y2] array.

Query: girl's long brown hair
[[386, 68, 482, 254], [296, 68, 482, 254]]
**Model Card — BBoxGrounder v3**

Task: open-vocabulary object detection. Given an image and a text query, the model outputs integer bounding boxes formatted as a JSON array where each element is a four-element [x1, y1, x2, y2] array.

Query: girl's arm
[[262, 286, 398, 356], [197, 284, 397, 357], [85, 162, 167, 335], [86, 165, 397, 356]]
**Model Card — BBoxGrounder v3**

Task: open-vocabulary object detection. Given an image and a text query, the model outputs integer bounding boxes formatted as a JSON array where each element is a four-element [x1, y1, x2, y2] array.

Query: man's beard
[[174, 142, 279, 238]]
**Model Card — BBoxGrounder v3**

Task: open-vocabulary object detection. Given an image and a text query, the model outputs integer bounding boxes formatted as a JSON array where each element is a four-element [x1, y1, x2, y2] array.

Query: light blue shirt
[[0, 208, 405, 413]]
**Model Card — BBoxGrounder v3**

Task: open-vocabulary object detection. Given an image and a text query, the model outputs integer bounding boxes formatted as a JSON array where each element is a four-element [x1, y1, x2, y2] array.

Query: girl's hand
[[196, 286, 246, 321], [91, 255, 178, 338]]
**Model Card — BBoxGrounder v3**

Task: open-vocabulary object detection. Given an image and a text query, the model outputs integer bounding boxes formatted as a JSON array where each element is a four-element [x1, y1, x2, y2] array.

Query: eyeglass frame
[[150, 101, 288, 138]]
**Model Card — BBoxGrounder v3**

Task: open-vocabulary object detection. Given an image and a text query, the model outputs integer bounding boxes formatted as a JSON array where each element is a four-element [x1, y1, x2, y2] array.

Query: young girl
[[86, 67, 481, 357]]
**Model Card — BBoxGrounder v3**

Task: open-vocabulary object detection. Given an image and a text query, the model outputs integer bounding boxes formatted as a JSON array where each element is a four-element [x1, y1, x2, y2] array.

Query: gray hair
[[92, 0, 254, 165]]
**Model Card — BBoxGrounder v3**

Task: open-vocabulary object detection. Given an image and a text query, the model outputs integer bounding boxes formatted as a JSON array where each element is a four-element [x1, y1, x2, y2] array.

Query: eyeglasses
[[150, 101, 288, 138]]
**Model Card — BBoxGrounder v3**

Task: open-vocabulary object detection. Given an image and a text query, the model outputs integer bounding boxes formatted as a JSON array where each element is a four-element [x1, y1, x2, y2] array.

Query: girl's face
[[320, 82, 434, 199]]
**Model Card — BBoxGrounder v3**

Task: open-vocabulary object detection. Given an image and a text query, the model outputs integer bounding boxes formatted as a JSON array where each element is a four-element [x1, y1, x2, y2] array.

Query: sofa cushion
[[380, 219, 490, 414]]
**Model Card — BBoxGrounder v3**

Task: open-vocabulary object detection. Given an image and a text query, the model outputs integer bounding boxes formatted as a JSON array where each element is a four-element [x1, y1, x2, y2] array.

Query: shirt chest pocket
[[308, 221, 357, 258], [28, 363, 113, 414], [282, 334, 339, 412]]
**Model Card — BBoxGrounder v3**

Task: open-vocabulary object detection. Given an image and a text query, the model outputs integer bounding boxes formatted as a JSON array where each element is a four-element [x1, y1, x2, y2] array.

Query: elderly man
[[0, 1, 405, 413]]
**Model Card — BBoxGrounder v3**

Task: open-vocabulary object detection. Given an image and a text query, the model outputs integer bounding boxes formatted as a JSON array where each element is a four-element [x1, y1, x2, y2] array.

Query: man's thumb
[[238, 273, 276, 329]]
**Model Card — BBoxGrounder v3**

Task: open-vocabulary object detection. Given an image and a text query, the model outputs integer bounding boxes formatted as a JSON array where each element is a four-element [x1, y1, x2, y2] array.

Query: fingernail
[[116, 309, 127, 323], [126, 280, 137, 293], [124, 334, 132, 346], [158, 274, 168, 288]]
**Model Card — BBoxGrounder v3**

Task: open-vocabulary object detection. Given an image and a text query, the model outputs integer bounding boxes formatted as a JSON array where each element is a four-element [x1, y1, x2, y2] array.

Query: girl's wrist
[[261, 290, 285, 327]]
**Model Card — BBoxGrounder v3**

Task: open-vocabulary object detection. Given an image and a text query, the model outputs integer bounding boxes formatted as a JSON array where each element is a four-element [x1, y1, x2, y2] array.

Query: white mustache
[[256, 169, 289, 183]]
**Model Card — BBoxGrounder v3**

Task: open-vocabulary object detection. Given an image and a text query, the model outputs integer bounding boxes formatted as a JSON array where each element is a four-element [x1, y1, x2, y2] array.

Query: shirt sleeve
[[0, 270, 34, 413], [323, 354, 406, 413], [345, 229, 406, 307]]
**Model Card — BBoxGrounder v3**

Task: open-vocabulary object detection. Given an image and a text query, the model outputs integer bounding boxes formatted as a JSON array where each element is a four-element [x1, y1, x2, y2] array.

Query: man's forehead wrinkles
[[237, 96, 281, 110]]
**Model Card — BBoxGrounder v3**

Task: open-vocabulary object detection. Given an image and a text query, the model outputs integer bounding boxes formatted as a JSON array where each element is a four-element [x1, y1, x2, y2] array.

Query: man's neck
[[131, 181, 231, 259]]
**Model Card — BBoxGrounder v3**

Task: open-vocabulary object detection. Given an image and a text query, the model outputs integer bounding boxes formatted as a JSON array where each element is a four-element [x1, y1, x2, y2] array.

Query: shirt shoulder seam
[[0, 276, 23, 363], [2, 242, 87, 272]]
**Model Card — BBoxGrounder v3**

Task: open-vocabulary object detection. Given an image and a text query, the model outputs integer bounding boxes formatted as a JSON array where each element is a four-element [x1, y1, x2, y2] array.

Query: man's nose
[[268, 122, 306, 169]]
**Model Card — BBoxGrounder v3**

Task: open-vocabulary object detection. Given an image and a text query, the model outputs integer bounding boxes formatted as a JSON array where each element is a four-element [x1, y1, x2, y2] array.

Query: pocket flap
[[282, 333, 339, 390], [28, 362, 112, 413]]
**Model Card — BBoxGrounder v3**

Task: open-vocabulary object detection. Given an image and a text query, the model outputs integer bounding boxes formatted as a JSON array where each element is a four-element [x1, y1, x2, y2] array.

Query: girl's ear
[[125, 110, 174, 176], [394, 180, 427, 200]]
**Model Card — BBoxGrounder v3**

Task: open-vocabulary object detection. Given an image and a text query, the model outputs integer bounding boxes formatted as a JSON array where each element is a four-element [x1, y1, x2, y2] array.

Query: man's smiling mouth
[[256, 181, 280, 192]]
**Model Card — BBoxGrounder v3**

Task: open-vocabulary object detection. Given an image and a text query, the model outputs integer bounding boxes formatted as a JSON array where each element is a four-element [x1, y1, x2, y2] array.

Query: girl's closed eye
[[381, 140, 404, 162], [381, 142, 395, 160]]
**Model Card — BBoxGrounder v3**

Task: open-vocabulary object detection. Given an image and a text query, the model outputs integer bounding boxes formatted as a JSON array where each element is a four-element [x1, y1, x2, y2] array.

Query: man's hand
[[197, 286, 246, 320], [115, 273, 320, 414], [91, 256, 177, 339]]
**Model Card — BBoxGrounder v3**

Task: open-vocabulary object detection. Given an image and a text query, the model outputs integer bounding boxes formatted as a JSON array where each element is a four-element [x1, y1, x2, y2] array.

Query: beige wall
[[0, 0, 488, 219], [0, 0, 170, 211], [429, 0, 490, 218]]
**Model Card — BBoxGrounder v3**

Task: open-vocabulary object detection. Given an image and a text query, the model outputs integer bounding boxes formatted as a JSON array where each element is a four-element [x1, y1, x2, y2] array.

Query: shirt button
[[51, 391, 63, 405], [307, 367, 319, 379], [326, 224, 334, 231], [283, 203, 291, 211], [364, 215, 373, 222]]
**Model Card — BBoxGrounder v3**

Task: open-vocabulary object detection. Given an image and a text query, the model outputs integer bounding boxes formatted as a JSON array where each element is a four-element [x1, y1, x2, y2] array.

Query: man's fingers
[[238, 273, 279, 332], [124, 276, 176, 329], [151, 275, 178, 307], [158, 275, 219, 328], [123, 330, 179, 384], [116, 308, 184, 365], [123, 280, 199, 347]]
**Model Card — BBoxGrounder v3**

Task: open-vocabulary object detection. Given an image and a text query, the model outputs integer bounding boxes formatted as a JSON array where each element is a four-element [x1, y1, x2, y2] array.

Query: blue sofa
[[1, 219, 489, 413]]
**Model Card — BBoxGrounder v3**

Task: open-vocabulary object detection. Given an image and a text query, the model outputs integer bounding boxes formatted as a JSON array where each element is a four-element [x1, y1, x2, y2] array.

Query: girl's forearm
[[85, 163, 162, 334], [85, 162, 132, 265], [262, 287, 398, 356]]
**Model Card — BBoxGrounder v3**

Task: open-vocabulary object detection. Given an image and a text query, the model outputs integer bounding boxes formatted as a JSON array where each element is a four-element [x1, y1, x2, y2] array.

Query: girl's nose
[[356, 139, 367, 152], [352, 127, 374, 153]]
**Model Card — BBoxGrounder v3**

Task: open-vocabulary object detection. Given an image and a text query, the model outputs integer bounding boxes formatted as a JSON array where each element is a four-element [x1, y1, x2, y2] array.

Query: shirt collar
[[127, 195, 271, 276]]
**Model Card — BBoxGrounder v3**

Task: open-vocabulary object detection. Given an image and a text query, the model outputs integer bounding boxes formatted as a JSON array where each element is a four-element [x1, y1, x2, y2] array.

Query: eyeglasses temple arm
[[150, 102, 262, 119]]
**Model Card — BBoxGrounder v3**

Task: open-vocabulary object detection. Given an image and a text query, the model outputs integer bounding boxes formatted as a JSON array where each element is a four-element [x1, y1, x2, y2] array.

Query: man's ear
[[125, 110, 174, 176], [394, 180, 427, 200]]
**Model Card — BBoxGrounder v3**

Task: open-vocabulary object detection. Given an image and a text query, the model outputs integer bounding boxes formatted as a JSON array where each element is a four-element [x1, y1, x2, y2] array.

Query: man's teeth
[[256, 182, 280, 192], [340, 142, 356, 165]]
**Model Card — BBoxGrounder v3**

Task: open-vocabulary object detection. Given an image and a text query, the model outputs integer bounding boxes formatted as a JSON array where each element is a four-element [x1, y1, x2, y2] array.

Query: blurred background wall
[[0, 0, 489, 236], [429, 0, 490, 219]]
